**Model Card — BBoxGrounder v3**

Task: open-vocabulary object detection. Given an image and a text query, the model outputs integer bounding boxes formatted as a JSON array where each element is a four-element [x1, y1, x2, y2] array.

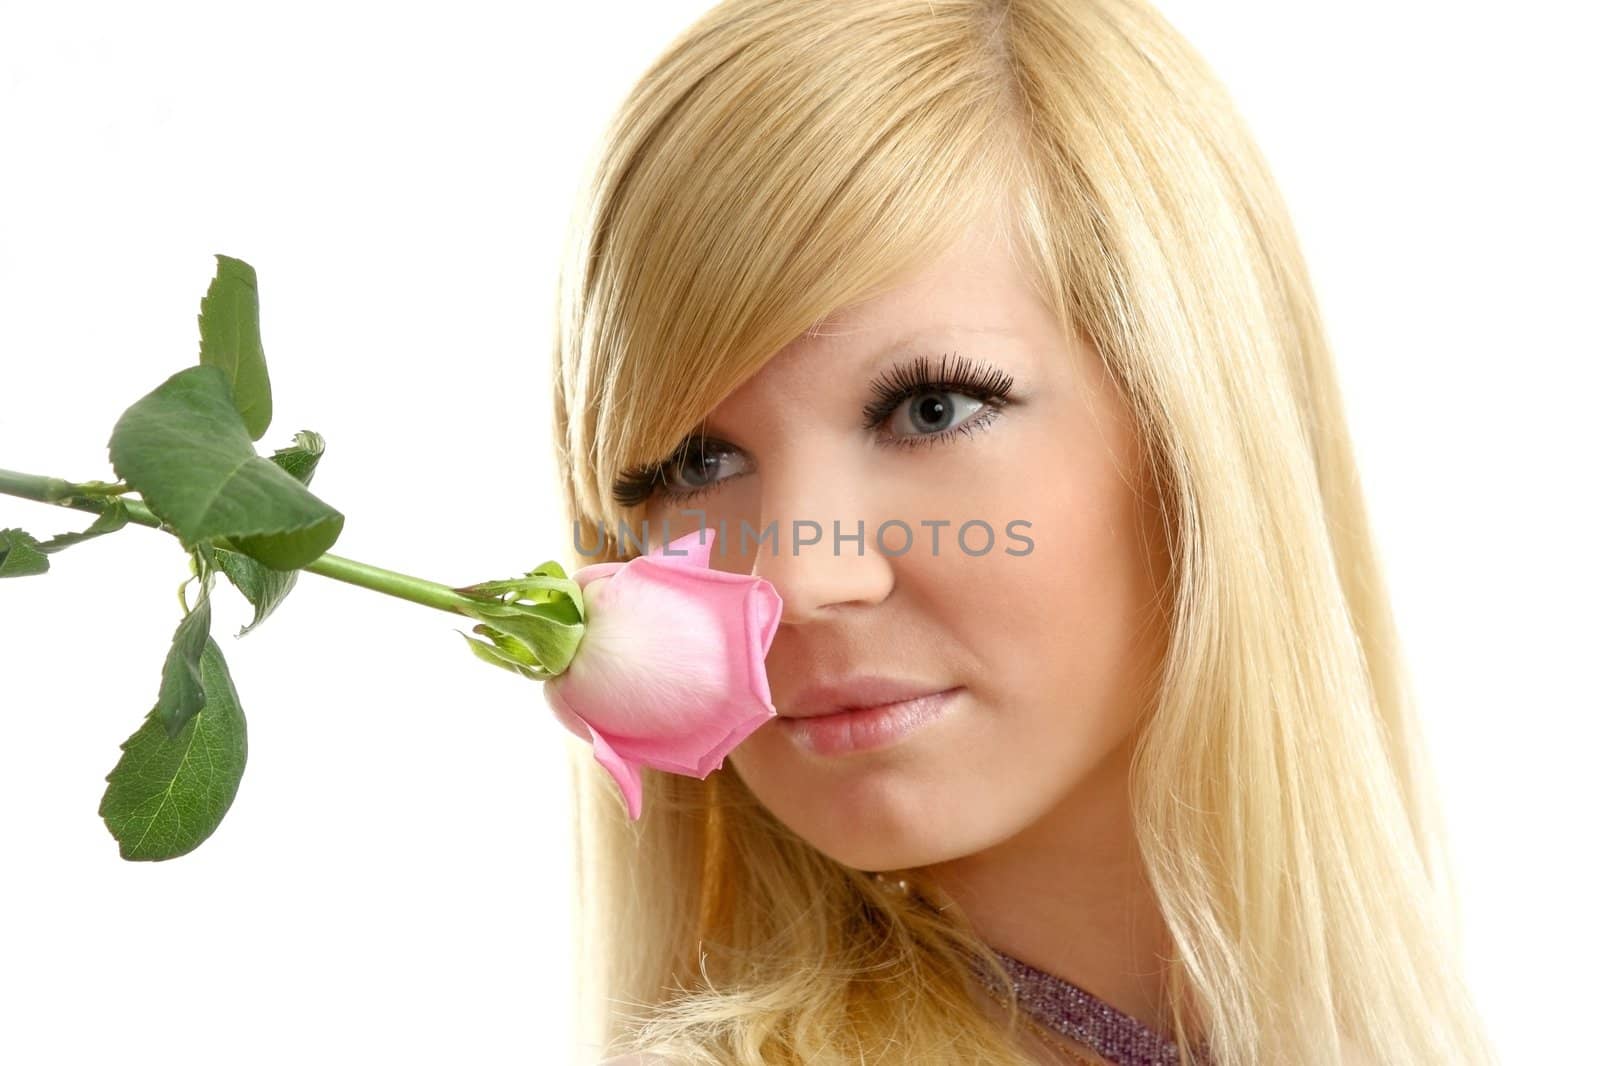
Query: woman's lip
[[784, 676, 958, 718], [775, 687, 963, 755]]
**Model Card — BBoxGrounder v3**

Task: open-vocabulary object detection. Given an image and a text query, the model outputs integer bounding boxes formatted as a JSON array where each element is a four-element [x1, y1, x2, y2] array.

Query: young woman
[[550, 1, 1498, 1063]]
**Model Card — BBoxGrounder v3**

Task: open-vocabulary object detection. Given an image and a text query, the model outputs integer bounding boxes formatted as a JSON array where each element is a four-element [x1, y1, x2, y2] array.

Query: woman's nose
[[744, 461, 895, 625]]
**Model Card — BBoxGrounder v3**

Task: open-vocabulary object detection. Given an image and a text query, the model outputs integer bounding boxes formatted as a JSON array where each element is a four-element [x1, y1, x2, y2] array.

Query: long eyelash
[[609, 350, 1015, 507], [611, 436, 725, 508], [860, 350, 1014, 430], [611, 466, 663, 508]]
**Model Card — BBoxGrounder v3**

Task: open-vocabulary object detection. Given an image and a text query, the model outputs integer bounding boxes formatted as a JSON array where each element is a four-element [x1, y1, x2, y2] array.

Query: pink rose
[[542, 527, 781, 820]]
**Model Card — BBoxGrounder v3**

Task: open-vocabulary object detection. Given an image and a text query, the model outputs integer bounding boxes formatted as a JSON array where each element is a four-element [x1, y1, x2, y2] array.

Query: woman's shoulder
[[594, 1054, 682, 1066]]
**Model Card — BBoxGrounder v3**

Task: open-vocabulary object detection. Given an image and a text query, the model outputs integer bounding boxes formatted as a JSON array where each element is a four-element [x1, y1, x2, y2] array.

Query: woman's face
[[635, 203, 1172, 871]]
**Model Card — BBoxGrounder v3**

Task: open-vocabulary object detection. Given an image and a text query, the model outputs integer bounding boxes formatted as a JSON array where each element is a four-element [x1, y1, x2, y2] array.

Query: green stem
[[0, 466, 481, 617]]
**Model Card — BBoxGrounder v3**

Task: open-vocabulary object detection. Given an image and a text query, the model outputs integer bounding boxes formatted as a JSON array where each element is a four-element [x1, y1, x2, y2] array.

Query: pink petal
[[604, 701, 775, 776], [571, 560, 625, 591], [647, 526, 716, 570], [545, 522, 782, 821], [542, 679, 593, 741], [561, 569, 777, 757], [585, 726, 645, 821], [545, 679, 644, 819]]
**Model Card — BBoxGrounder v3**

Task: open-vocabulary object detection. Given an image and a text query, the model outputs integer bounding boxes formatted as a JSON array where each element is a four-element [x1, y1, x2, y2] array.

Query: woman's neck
[[917, 729, 1182, 1036]]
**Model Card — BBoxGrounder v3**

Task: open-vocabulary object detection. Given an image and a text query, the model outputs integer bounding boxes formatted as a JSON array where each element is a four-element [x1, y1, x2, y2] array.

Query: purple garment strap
[[973, 950, 1211, 1066]]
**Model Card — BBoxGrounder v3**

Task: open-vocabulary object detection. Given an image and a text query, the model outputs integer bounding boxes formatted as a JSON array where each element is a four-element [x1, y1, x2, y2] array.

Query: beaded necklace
[[871, 873, 1208, 1066], [973, 950, 1210, 1066], [971, 969, 1100, 1065]]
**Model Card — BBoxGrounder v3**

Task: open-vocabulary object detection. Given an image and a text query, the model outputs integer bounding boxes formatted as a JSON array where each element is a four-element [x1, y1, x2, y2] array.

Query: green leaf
[[212, 547, 298, 638], [472, 622, 540, 666], [198, 253, 272, 441], [211, 430, 327, 636], [154, 587, 214, 739], [36, 498, 132, 552], [107, 365, 344, 570], [457, 600, 584, 676], [457, 629, 552, 682], [0, 528, 49, 577], [99, 637, 248, 861], [266, 429, 327, 485], [0, 502, 134, 579], [453, 561, 585, 624], [451, 559, 586, 678]]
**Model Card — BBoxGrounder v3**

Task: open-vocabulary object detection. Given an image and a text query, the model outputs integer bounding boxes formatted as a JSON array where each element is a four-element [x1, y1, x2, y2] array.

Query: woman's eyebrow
[[853, 322, 1025, 364]]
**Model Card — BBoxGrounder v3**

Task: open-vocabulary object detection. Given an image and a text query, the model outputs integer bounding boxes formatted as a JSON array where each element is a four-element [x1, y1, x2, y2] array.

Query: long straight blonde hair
[[549, 1, 1497, 1063]]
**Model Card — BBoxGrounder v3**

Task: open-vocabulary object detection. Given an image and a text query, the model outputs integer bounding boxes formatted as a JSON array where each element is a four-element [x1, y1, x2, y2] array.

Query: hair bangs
[[555, 1, 1032, 544]]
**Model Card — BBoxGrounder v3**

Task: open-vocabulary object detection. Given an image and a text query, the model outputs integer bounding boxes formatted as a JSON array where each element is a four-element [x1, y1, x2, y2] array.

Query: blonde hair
[[549, 1, 1497, 1063]]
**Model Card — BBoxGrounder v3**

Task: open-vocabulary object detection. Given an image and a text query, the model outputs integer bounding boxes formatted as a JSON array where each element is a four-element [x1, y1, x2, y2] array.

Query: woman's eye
[[661, 441, 748, 498], [884, 389, 987, 438]]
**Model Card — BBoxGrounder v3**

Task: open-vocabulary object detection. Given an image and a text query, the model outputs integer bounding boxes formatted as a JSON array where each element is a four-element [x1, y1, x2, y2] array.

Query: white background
[[1, 2, 1593, 1063]]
